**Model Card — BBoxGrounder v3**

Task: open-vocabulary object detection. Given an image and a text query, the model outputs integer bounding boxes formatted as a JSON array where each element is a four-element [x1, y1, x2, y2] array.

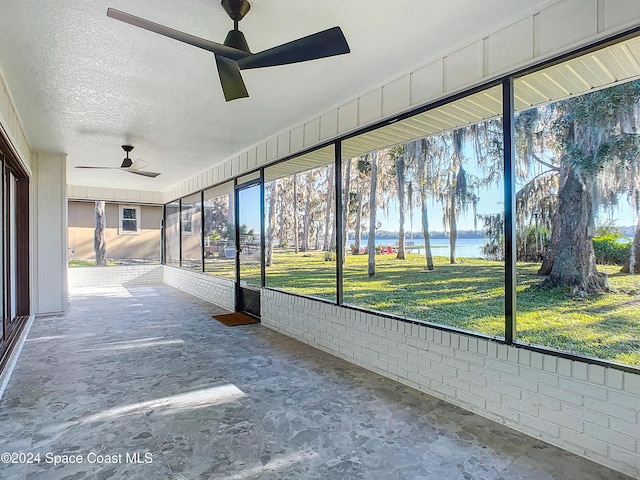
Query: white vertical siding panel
[[445, 40, 484, 93], [382, 74, 411, 118], [539, 0, 598, 55], [304, 118, 321, 147], [338, 99, 358, 134], [410, 60, 444, 106], [487, 17, 535, 76], [320, 110, 338, 141], [358, 88, 382, 126]]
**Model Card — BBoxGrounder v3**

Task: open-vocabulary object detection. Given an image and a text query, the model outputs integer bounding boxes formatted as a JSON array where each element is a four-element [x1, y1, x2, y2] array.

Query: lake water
[[347, 237, 485, 258]]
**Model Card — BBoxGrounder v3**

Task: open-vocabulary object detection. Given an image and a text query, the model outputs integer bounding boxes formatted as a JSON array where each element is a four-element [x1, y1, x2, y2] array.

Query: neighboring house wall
[[68, 201, 162, 261], [181, 209, 203, 263]]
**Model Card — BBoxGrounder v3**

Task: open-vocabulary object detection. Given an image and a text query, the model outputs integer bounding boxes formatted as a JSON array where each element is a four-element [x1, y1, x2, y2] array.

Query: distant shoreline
[[348, 233, 485, 240]]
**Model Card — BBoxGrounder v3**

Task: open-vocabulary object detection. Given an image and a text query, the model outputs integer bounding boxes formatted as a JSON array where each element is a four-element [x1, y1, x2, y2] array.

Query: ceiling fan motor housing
[[221, 0, 250, 21], [224, 29, 250, 52], [121, 144, 133, 168]]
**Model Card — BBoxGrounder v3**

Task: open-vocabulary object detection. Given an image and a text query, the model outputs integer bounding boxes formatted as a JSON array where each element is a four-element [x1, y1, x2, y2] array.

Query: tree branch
[[530, 152, 561, 172]]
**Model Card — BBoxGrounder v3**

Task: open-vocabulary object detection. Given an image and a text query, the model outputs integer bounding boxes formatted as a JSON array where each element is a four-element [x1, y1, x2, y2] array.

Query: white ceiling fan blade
[[128, 170, 161, 178], [76, 166, 120, 169], [129, 158, 150, 171]]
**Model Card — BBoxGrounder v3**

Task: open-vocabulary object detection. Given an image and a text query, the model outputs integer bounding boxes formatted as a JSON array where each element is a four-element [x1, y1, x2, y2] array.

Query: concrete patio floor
[[0, 284, 634, 479]]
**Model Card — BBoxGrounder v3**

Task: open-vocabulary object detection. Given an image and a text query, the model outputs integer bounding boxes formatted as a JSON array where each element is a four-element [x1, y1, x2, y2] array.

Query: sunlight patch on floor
[[25, 333, 96, 343], [77, 337, 185, 352], [227, 451, 320, 479], [81, 385, 246, 423]]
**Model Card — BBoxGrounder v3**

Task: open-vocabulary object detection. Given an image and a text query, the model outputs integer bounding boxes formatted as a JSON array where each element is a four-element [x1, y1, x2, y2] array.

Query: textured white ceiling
[[0, 0, 547, 192]]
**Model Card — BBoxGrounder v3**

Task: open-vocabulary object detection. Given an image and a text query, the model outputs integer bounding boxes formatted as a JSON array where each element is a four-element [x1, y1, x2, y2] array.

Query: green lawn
[[259, 250, 640, 366], [68, 259, 117, 267]]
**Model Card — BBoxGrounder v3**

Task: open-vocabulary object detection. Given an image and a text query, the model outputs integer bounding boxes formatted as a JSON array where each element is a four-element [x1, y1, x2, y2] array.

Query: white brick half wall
[[261, 289, 640, 478], [68, 265, 164, 288], [163, 266, 235, 312]]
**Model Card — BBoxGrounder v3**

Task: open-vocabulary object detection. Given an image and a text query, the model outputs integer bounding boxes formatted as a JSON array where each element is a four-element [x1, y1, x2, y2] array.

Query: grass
[[68, 259, 117, 267], [256, 250, 640, 366]]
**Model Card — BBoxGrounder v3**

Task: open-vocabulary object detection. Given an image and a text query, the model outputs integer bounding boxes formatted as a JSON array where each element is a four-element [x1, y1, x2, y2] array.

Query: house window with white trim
[[181, 209, 193, 233], [120, 205, 140, 234]]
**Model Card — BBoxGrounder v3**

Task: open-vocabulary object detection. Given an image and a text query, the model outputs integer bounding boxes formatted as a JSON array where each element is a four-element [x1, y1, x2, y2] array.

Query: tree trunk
[[541, 168, 608, 293], [323, 164, 335, 251], [266, 183, 277, 266], [227, 192, 235, 226], [342, 158, 352, 265], [355, 189, 363, 253], [621, 218, 640, 274], [301, 195, 312, 252], [94, 201, 106, 266], [368, 152, 378, 277], [421, 198, 434, 271], [396, 154, 406, 260], [417, 139, 434, 270], [293, 174, 299, 254], [276, 190, 284, 247], [449, 182, 458, 264], [538, 167, 568, 275]]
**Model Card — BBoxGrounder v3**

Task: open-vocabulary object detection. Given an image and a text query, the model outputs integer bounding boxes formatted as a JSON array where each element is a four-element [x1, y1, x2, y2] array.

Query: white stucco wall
[[0, 68, 31, 172], [31, 152, 68, 315]]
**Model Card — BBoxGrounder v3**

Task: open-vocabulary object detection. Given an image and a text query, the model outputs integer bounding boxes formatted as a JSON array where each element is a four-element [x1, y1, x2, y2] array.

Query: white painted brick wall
[[162, 266, 235, 312], [261, 289, 640, 478], [68, 265, 163, 288]]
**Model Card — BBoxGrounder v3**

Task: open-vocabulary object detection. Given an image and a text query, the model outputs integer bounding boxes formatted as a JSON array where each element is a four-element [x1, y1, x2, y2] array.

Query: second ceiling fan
[[107, 0, 351, 101]]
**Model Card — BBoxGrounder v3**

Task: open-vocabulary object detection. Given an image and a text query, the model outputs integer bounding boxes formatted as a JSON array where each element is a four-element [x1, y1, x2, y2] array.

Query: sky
[[234, 168, 636, 238]]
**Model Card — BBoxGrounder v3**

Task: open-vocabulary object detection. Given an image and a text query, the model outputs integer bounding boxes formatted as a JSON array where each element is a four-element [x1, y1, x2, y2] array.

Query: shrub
[[592, 233, 631, 265], [323, 251, 336, 262]]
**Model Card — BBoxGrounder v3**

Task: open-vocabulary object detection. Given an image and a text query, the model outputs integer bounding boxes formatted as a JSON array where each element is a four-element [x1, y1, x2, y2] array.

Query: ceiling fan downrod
[[221, 0, 251, 53]]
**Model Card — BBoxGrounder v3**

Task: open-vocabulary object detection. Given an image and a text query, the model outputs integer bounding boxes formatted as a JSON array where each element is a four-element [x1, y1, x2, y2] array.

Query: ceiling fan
[[106, 0, 350, 101], [76, 145, 161, 178]]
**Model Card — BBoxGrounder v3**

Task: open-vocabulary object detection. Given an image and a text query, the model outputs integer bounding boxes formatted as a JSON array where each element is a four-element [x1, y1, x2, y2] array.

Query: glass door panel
[[237, 183, 261, 287], [236, 182, 262, 318]]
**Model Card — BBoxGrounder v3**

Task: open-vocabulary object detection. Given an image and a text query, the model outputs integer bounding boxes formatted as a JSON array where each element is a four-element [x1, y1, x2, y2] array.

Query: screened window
[[264, 145, 336, 301], [181, 193, 202, 271], [203, 182, 235, 279], [341, 86, 504, 336], [513, 35, 640, 366], [165, 201, 180, 267]]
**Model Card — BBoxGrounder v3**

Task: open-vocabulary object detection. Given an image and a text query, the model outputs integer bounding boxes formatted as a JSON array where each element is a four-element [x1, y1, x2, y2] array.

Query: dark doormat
[[213, 312, 260, 326]]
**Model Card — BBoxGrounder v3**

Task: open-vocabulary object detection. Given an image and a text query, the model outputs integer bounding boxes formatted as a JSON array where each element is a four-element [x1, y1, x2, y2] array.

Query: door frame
[[234, 173, 264, 318], [0, 139, 30, 372]]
